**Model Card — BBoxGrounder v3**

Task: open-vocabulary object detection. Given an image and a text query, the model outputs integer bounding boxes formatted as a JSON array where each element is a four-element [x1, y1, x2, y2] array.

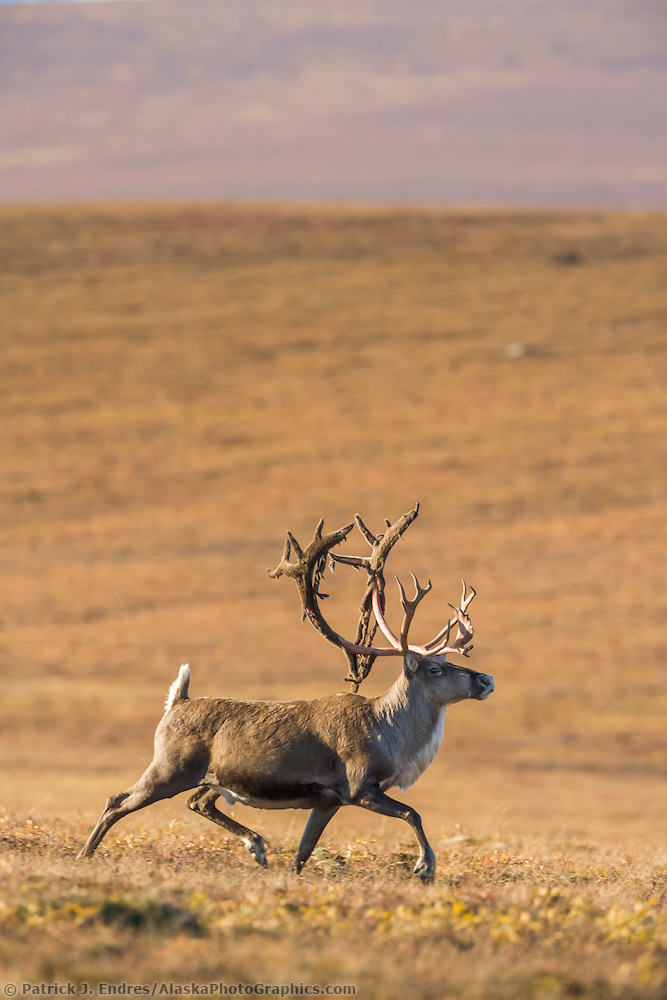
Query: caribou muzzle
[[472, 672, 495, 700]]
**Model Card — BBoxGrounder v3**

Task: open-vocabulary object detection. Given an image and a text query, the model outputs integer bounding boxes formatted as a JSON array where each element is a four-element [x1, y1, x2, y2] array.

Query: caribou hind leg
[[78, 764, 201, 859], [187, 787, 268, 868]]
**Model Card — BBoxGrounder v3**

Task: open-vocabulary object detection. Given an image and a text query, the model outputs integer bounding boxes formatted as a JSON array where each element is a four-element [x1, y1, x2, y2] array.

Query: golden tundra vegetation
[[1, 204, 666, 998]]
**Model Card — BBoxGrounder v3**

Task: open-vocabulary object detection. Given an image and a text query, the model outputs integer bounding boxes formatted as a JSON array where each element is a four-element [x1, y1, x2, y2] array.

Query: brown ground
[[1, 204, 666, 997]]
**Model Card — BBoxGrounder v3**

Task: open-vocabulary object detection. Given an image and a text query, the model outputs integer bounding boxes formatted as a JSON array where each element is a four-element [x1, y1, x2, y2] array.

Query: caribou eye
[[428, 665, 441, 676]]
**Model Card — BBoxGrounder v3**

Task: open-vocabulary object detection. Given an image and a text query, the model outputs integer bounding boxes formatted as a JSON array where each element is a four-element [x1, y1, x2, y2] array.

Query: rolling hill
[[1, 0, 666, 205]]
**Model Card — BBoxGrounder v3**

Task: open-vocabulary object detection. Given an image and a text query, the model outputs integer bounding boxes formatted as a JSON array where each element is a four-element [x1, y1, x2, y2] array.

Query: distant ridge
[[0, 0, 665, 206]]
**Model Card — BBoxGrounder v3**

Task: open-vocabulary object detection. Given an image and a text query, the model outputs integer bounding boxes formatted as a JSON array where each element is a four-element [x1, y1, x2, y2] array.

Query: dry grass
[[1, 815, 666, 999], [1, 203, 666, 996]]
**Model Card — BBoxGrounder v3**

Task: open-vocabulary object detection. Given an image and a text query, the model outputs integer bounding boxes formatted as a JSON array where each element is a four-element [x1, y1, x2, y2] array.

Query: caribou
[[79, 504, 494, 880]]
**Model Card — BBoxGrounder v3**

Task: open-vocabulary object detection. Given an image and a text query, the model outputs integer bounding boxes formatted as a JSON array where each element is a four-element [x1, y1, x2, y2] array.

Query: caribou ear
[[403, 650, 422, 679]]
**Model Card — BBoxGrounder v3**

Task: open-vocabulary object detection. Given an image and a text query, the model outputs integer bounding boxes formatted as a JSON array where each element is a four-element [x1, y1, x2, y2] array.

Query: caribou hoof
[[413, 858, 435, 883], [246, 836, 268, 868]]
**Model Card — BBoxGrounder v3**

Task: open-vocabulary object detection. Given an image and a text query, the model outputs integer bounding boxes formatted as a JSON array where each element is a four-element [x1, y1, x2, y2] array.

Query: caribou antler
[[267, 517, 355, 650], [268, 504, 476, 689], [420, 579, 476, 656], [269, 505, 421, 687], [369, 576, 475, 658]]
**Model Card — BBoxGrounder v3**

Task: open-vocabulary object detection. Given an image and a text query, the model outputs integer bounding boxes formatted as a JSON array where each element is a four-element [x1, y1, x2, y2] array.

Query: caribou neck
[[373, 672, 446, 749]]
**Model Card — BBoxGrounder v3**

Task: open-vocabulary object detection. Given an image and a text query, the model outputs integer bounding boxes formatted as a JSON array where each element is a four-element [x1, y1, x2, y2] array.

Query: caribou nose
[[476, 673, 495, 699]]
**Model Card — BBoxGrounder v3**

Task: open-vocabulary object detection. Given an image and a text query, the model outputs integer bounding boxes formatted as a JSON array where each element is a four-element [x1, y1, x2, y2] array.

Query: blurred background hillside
[[0, 0, 666, 206]]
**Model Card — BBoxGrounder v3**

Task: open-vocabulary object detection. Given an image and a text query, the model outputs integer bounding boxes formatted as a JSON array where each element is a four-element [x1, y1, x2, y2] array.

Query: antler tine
[[421, 579, 476, 652], [443, 605, 474, 657], [371, 586, 402, 651], [459, 578, 476, 614], [330, 553, 369, 570], [329, 511, 385, 572], [423, 602, 474, 657], [437, 580, 476, 656], [396, 573, 433, 651], [286, 531, 303, 560], [268, 535, 292, 578], [355, 513, 379, 548]]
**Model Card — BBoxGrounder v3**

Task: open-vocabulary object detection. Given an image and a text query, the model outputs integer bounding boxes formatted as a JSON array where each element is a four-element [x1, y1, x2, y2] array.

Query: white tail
[[164, 664, 190, 714]]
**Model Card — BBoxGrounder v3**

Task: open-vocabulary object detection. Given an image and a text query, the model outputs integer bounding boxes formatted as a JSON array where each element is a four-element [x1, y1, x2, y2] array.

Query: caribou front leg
[[355, 789, 436, 882], [294, 806, 340, 874]]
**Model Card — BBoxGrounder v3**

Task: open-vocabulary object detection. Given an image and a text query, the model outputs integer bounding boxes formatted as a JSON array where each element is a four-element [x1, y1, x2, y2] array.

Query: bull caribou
[[79, 505, 494, 880]]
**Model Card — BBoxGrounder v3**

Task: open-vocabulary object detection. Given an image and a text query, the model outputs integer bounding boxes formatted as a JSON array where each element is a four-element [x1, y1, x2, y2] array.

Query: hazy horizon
[[1, 0, 665, 207]]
